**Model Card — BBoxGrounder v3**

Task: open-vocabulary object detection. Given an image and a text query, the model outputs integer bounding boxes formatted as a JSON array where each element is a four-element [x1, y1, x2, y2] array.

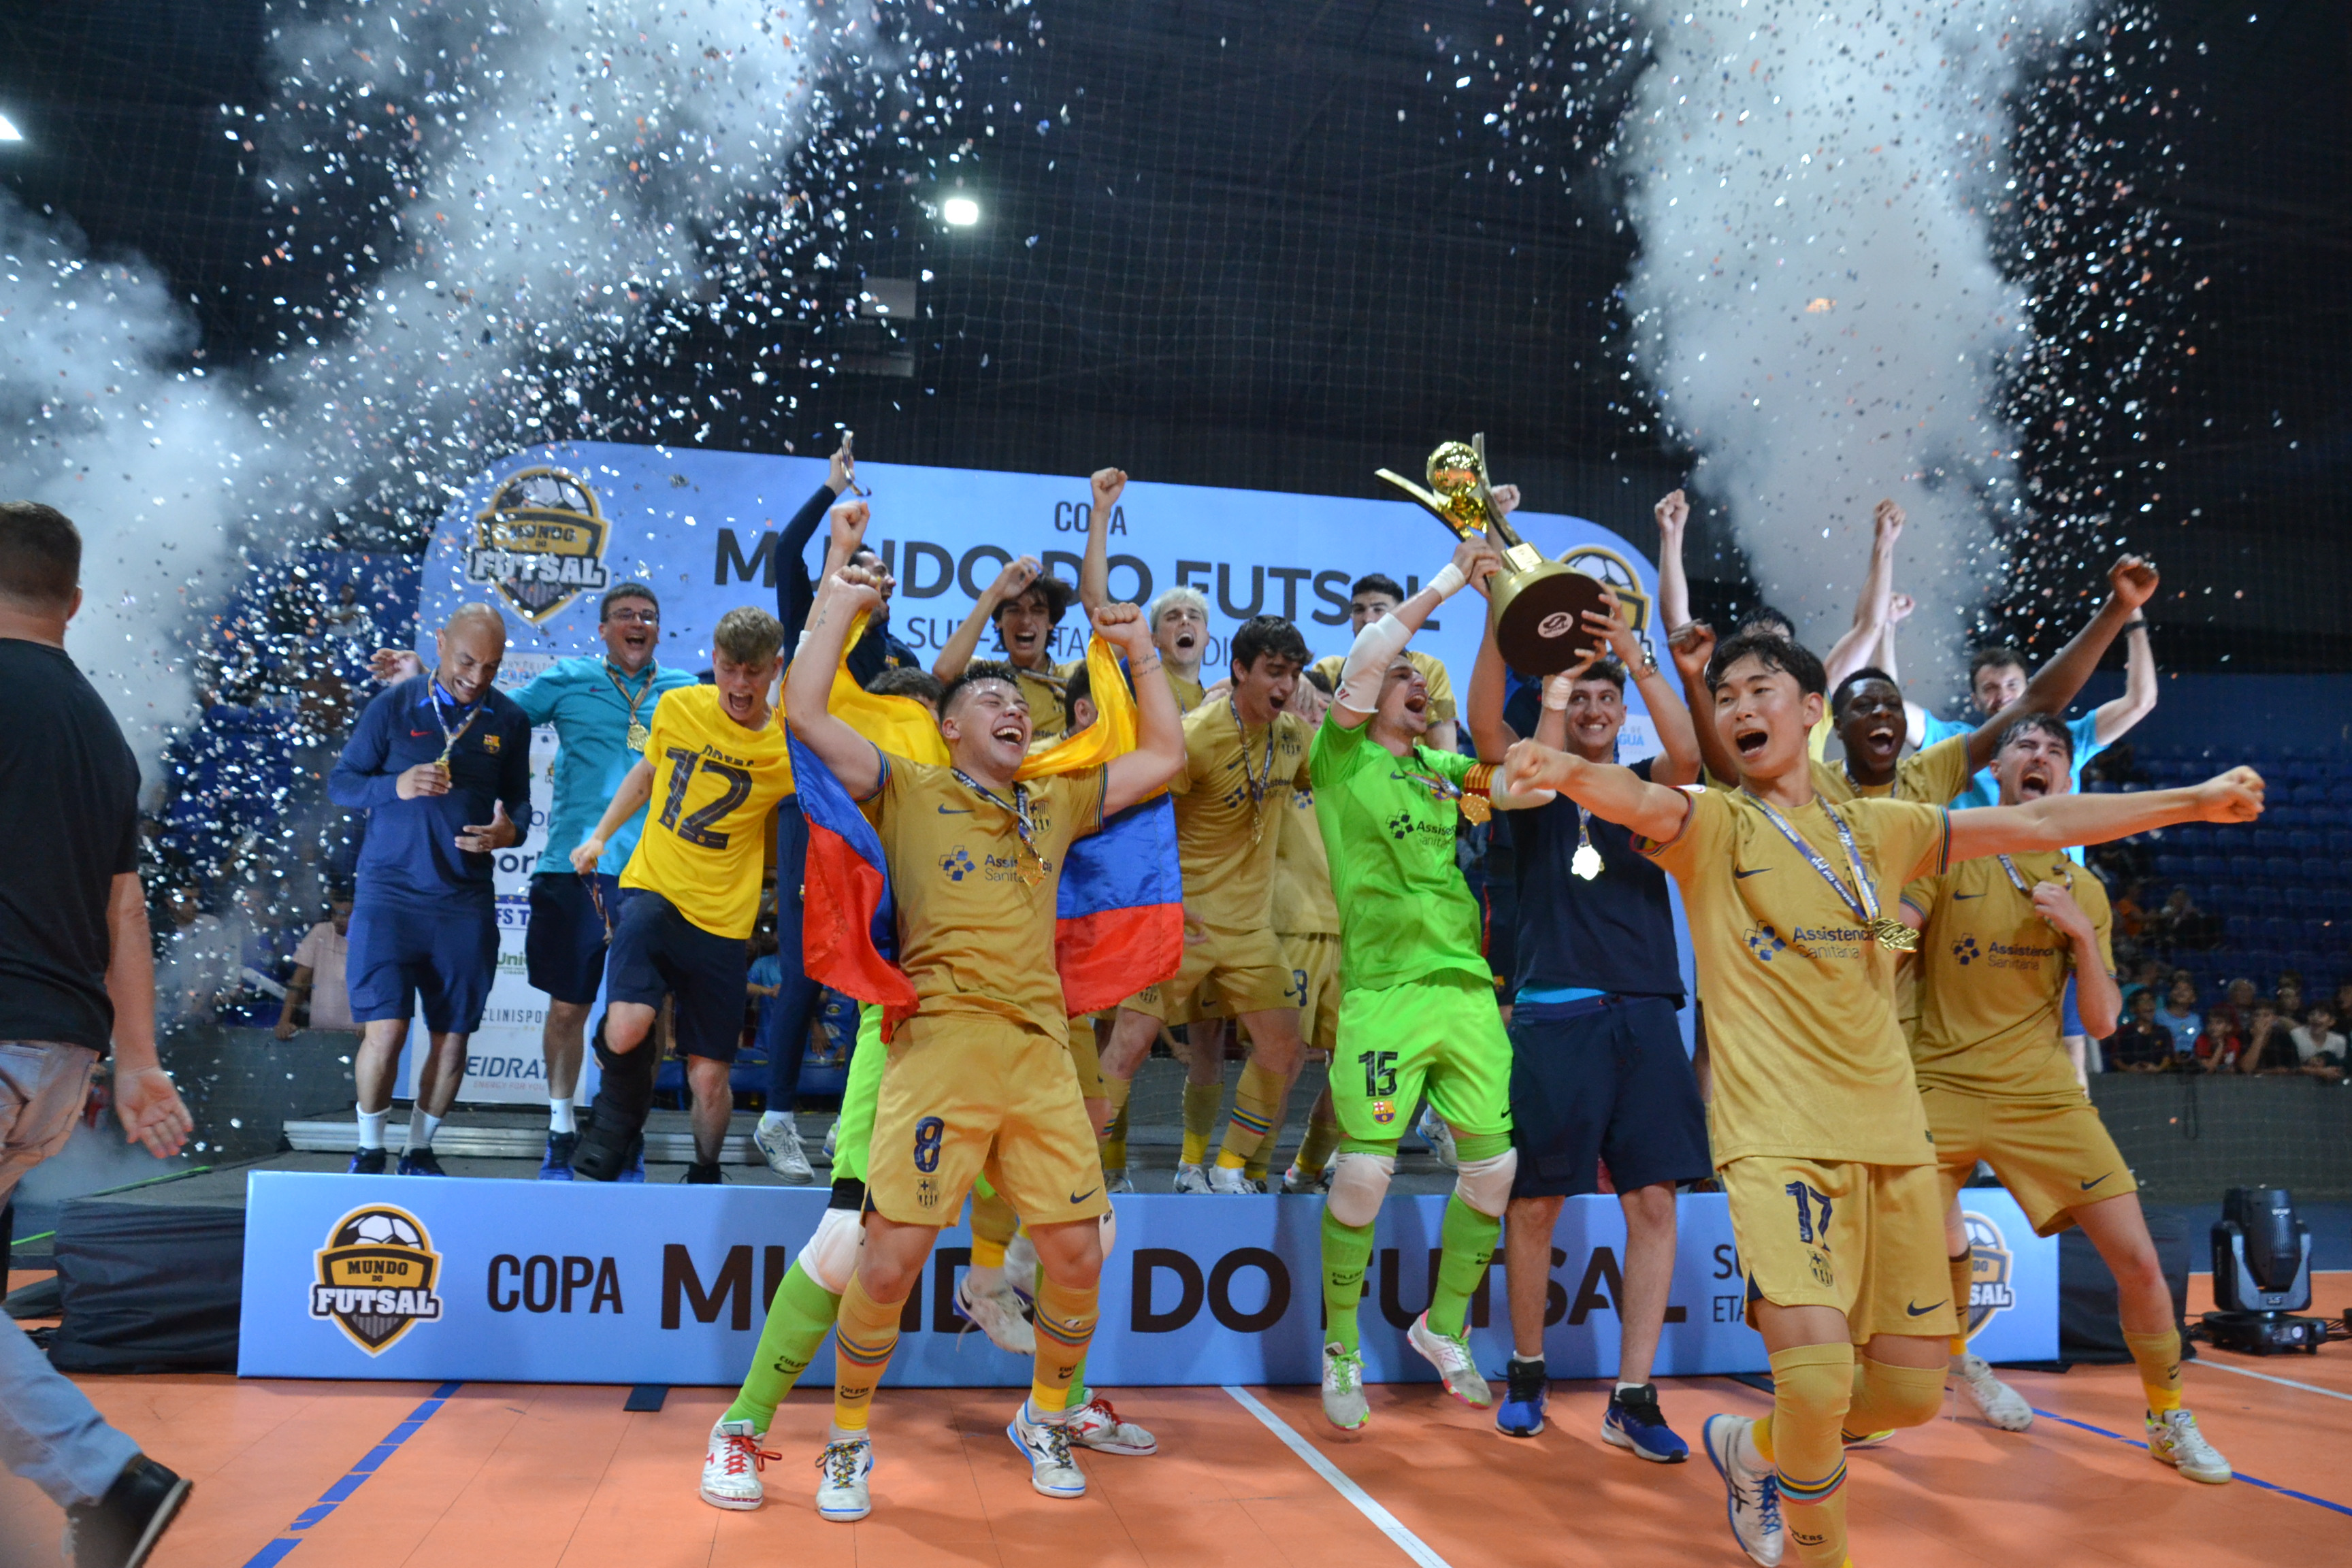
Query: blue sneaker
[[1603, 1383, 1688, 1463], [397, 1147, 448, 1177], [538, 1132, 576, 1181], [615, 1134, 647, 1183], [1495, 1358, 1548, 1437], [346, 1147, 387, 1175]]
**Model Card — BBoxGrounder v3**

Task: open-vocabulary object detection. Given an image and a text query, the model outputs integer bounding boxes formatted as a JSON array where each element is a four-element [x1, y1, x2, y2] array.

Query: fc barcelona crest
[[466, 466, 612, 623]]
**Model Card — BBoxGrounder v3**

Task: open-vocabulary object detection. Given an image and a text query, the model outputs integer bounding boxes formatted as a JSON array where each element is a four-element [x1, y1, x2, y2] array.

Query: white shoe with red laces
[[1066, 1395, 1158, 1456], [699, 1418, 777, 1510]]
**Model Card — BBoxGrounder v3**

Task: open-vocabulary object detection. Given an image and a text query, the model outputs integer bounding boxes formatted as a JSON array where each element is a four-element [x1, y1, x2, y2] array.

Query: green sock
[[1428, 1195, 1501, 1338], [1068, 1349, 1090, 1409], [723, 1262, 843, 1431], [1321, 1207, 1375, 1352]]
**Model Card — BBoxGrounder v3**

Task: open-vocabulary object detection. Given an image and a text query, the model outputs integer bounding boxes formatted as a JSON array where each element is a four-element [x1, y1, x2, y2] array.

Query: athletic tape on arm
[[1328, 1151, 1397, 1228], [1336, 614, 1411, 716], [1454, 1148, 1517, 1218], [798, 1205, 865, 1294]]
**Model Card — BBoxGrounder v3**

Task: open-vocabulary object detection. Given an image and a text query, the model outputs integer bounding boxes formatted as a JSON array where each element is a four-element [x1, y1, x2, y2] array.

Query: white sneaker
[[1002, 1231, 1039, 1306], [699, 1418, 776, 1511], [754, 1117, 815, 1184], [1701, 1415, 1784, 1567], [1415, 1107, 1457, 1169], [1281, 1162, 1331, 1194], [1406, 1311, 1492, 1407], [814, 1435, 873, 1521], [1066, 1394, 1157, 1456], [1173, 1162, 1211, 1194], [2146, 1408, 2232, 1484], [822, 1117, 839, 1162], [955, 1269, 1036, 1354], [1207, 1164, 1262, 1194], [1007, 1401, 1088, 1499], [1952, 1352, 2034, 1432], [1103, 1167, 1135, 1194], [1322, 1342, 1370, 1431]]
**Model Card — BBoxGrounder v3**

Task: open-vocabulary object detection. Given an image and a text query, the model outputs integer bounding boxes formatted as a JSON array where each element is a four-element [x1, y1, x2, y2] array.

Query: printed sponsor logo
[[310, 1205, 445, 1355]]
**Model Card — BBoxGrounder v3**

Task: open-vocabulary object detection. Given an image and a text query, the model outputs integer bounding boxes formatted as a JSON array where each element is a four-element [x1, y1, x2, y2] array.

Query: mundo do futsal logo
[[466, 466, 612, 623], [310, 1205, 446, 1355], [1960, 1210, 2017, 1339]]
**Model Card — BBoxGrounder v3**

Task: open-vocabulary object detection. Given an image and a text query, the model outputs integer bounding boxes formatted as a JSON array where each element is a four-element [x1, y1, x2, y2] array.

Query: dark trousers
[[764, 798, 826, 1111]]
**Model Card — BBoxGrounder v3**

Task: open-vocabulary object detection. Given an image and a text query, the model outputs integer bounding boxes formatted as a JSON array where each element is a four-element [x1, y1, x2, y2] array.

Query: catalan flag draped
[[789, 625, 1183, 1034]]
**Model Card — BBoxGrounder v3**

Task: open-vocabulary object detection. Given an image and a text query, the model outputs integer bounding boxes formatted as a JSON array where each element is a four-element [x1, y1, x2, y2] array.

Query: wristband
[[1427, 561, 1468, 600], [2125, 619, 2149, 633], [1541, 673, 1574, 711]]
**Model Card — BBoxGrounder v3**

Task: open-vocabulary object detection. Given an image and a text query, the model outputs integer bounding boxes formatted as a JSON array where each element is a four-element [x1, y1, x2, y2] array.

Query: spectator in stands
[[2151, 886, 2219, 949], [2272, 971, 2305, 1023], [2287, 1002, 2346, 1081], [2210, 977, 2258, 1038], [2334, 983, 2352, 1030], [2155, 972, 2202, 1059], [2191, 1015, 2243, 1074], [2111, 879, 2151, 939], [2106, 990, 2176, 1072], [2240, 1001, 2291, 1073], [275, 896, 358, 1039], [322, 581, 373, 645], [2118, 956, 2167, 1012]]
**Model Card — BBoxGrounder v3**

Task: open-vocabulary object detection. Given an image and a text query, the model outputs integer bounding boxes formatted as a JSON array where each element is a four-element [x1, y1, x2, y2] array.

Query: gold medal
[[1571, 843, 1603, 881], [627, 720, 651, 753], [1871, 917, 1919, 952]]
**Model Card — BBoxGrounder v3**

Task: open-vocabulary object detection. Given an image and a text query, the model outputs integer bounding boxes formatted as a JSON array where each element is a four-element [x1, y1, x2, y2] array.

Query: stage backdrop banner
[[238, 1173, 2055, 1386], [405, 441, 1696, 1075]]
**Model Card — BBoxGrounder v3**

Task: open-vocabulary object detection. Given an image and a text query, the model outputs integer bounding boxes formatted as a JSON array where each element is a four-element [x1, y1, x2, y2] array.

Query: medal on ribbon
[[1745, 792, 1918, 951], [1570, 805, 1601, 881], [951, 768, 1049, 888], [426, 675, 483, 768], [604, 661, 657, 754], [1228, 698, 1280, 847]]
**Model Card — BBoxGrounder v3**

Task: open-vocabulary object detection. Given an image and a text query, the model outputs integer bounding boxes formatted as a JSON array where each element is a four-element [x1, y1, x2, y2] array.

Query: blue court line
[[2029, 1405, 2352, 1518], [239, 1381, 464, 1568]]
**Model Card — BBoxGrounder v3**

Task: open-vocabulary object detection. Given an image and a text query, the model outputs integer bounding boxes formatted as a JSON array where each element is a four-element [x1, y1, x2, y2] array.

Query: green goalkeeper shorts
[[1330, 973, 1512, 1147]]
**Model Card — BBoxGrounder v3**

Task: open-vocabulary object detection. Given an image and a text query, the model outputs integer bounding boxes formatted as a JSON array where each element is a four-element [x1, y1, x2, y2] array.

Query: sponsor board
[[240, 1175, 2057, 1384]]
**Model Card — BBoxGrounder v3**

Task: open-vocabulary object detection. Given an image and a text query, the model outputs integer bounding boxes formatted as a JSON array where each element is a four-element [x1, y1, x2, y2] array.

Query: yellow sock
[[1948, 1250, 1974, 1357], [1765, 1344, 1855, 1568], [830, 1273, 904, 1433], [1751, 1413, 1775, 1463], [1181, 1081, 1222, 1166], [1294, 1098, 1341, 1176], [1028, 1275, 1100, 1415], [1216, 1060, 1288, 1169], [971, 1235, 1007, 1270], [1243, 1124, 1278, 1185], [1100, 1077, 1131, 1171], [2123, 1326, 2183, 1413]]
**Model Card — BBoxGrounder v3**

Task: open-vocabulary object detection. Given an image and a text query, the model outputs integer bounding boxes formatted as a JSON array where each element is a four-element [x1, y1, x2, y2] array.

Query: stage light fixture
[[0, 113, 24, 144], [943, 196, 980, 227], [2204, 1186, 2330, 1355]]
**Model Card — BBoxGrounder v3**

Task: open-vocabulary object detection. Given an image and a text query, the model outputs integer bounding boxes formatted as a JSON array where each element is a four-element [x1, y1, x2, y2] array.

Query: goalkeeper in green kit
[[1309, 532, 1537, 1430]]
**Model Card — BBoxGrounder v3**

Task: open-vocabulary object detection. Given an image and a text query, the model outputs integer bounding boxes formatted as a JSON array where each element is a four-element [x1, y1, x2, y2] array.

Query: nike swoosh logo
[[409, 729, 436, 738], [1953, 892, 1987, 900], [2080, 1173, 2112, 1190], [936, 805, 973, 815], [1733, 868, 1771, 879], [1906, 1300, 1946, 1317], [1068, 1188, 1100, 1205]]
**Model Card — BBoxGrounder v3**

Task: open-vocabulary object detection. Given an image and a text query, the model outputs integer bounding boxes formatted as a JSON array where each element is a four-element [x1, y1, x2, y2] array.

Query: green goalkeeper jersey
[[1307, 719, 1490, 994]]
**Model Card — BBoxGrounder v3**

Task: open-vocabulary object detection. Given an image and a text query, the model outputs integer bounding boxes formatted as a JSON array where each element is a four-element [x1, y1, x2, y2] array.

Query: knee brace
[[571, 1018, 656, 1181], [796, 1206, 866, 1296], [1453, 1147, 1518, 1218], [1326, 1151, 1396, 1228]]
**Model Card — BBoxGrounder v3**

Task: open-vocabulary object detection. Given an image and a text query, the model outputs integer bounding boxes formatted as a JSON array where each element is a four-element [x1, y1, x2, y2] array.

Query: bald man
[[328, 604, 532, 1174]]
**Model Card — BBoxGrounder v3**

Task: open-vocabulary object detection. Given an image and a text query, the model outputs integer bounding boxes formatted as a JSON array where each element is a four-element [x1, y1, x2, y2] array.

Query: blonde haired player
[[1899, 714, 2231, 1484], [1497, 625, 2261, 1568]]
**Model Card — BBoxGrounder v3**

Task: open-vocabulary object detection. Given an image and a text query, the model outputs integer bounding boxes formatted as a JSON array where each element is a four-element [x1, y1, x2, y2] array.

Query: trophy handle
[[1374, 469, 1475, 539]]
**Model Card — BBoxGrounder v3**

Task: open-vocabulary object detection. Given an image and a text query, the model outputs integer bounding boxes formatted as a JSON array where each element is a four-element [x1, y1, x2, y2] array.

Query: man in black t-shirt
[[0, 500, 195, 1565], [1467, 593, 1712, 1463]]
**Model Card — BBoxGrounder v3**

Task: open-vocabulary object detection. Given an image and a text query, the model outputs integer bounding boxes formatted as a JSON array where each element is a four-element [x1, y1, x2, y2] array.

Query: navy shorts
[[348, 899, 499, 1035], [526, 870, 622, 1004], [605, 891, 748, 1062], [2061, 975, 2083, 1037], [1506, 994, 1712, 1198]]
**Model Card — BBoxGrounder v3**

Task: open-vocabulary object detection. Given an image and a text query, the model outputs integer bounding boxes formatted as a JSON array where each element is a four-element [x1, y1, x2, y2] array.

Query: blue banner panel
[[239, 1175, 2053, 1386]]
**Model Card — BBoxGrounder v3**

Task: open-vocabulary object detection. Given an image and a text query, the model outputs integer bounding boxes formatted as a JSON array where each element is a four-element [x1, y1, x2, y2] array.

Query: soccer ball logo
[[1744, 924, 1786, 962], [1953, 935, 1980, 966], [940, 848, 976, 881]]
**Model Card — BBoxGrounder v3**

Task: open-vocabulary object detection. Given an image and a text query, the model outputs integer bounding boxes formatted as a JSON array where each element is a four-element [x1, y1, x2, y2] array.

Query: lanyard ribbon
[[603, 660, 658, 752], [1995, 854, 2070, 896], [1228, 698, 1281, 845], [1744, 793, 1918, 951], [427, 676, 483, 766], [951, 768, 1048, 887]]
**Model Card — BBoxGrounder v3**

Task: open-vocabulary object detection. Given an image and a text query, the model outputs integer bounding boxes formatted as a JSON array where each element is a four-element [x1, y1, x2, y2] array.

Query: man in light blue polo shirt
[[1904, 616, 2157, 811]]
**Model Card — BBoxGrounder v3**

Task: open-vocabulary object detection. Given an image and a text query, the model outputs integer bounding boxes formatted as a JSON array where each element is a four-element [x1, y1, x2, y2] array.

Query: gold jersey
[[1011, 658, 1086, 742], [1166, 701, 1312, 930], [1642, 785, 1950, 1166], [1271, 781, 1340, 937], [868, 757, 1107, 1041], [1311, 649, 1456, 722], [1811, 734, 1972, 806], [1165, 667, 1208, 712], [619, 685, 797, 938], [1904, 851, 2113, 1103]]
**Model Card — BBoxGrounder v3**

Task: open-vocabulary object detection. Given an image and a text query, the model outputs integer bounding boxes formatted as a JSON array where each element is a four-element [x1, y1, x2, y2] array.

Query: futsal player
[[1465, 591, 1709, 1460], [1309, 572, 1460, 754], [1899, 716, 2232, 1484], [1493, 627, 2261, 1568], [933, 553, 1085, 741], [565, 605, 796, 1183], [783, 564, 1183, 1518], [1271, 668, 1345, 1195], [329, 604, 532, 1175], [1098, 615, 1316, 1195], [1310, 534, 1539, 1431]]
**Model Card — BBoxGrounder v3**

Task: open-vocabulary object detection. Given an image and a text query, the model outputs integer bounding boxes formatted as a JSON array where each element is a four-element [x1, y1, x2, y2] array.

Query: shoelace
[[719, 1433, 779, 1478], [818, 1440, 867, 1486], [1035, 1420, 1077, 1469], [1079, 1396, 1125, 1433], [1328, 1352, 1362, 1393], [1755, 1473, 1784, 1532]]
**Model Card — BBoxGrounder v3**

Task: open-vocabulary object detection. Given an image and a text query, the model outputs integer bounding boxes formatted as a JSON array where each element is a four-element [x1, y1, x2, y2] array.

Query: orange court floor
[[4, 1269, 2347, 1568]]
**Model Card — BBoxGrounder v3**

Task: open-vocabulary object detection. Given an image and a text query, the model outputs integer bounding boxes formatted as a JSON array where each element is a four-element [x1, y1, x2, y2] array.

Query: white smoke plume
[[1615, 2, 2091, 685], [0, 199, 291, 777]]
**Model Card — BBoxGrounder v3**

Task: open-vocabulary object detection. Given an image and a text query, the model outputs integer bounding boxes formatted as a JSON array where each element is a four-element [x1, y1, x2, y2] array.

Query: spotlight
[[0, 113, 24, 144], [942, 196, 980, 227], [2203, 1186, 2330, 1355]]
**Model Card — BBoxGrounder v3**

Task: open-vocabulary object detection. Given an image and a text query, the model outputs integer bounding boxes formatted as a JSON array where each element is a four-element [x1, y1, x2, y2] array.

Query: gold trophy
[[1376, 434, 1610, 676]]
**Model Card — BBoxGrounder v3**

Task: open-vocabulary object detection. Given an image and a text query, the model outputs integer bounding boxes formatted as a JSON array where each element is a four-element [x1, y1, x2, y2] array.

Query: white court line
[[2191, 1356, 2352, 1404], [1221, 1385, 1454, 1568]]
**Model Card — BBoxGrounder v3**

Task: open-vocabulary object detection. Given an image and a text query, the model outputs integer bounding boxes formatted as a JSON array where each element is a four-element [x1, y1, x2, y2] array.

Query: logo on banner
[[1558, 546, 1652, 636], [1961, 1210, 2016, 1339], [310, 1205, 446, 1354], [466, 467, 612, 623]]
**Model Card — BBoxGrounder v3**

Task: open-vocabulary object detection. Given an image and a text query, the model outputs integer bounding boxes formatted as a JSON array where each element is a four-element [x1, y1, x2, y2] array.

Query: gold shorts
[[1922, 1086, 2138, 1238], [1721, 1155, 1957, 1343], [866, 1012, 1111, 1229], [1280, 932, 1340, 1056], [1066, 1017, 1106, 1102], [1125, 920, 1293, 1021]]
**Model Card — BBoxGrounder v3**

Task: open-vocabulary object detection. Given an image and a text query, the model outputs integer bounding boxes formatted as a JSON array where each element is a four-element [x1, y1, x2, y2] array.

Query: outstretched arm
[[1495, 738, 1695, 843], [1947, 768, 2262, 864], [932, 555, 1039, 683], [1096, 603, 1186, 815], [777, 435, 855, 643], [1330, 536, 1501, 733], [1823, 498, 1904, 690], [1667, 621, 1740, 785], [1077, 468, 1126, 615], [2091, 613, 2157, 747], [570, 760, 655, 873], [1965, 555, 2159, 772], [1654, 489, 1693, 636], [1465, 616, 1516, 763], [789, 568, 889, 799]]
